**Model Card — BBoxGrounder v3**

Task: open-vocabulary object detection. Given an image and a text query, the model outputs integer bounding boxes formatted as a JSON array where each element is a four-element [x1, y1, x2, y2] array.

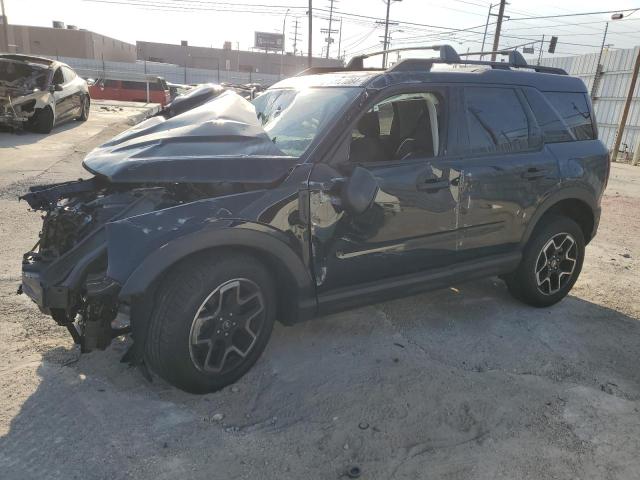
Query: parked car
[[0, 54, 90, 133], [158, 83, 225, 118], [88, 75, 171, 106], [167, 82, 192, 101], [19, 45, 609, 393]]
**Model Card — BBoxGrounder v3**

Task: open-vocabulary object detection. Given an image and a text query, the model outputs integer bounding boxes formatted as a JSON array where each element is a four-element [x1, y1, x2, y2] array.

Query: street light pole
[[281, 8, 290, 79], [382, 0, 392, 68], [308, 0, 313, 67], [480, 3, 495, 59], [0, 0, 9, 53]]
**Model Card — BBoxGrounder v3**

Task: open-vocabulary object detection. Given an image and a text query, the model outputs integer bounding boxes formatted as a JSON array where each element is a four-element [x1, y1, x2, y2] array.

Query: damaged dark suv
[[19, 46, 609, 393]]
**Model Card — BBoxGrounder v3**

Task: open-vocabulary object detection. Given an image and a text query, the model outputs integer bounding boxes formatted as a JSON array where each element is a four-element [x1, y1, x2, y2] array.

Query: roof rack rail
[[296, 44, 567, 77]]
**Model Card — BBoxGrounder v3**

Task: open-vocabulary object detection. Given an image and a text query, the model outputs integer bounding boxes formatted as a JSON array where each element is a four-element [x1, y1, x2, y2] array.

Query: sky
[[4, 0, 640, 62]]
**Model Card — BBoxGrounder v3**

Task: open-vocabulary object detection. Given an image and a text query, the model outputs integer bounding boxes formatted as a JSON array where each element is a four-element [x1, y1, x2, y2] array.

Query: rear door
[[456, 85, 560, 258]]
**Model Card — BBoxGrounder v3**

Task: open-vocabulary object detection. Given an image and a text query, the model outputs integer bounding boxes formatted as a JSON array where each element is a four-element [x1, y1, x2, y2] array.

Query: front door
[[309, 88, 462, 292]]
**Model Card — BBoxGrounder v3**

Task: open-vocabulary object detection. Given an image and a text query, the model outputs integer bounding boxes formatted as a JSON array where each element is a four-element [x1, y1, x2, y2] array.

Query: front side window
[[252, 87, 361, 157], [464, 87, 530, 154], [349, 91, 444, 163], [543, 92, 595, 141]]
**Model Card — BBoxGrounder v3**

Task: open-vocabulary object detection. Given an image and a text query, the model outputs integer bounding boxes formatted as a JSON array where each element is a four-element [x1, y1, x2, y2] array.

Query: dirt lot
[[0, 109, 639, 480]]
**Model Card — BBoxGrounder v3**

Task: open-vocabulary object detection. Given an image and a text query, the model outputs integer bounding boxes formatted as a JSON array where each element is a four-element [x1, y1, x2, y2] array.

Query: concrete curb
[[126, 104, 162, 125], [91, 100, 161, 126]]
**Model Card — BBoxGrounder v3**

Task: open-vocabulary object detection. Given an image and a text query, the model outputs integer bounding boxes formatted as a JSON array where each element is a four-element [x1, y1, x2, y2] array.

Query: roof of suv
[[272, 44, 587, 93], [273, 67, 587, 93]]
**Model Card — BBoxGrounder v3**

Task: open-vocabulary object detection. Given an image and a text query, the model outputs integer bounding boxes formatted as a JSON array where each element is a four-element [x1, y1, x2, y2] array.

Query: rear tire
[[145, 252, 276, 394], [505, 215, 585, 307], [27, 106, 54, 134]]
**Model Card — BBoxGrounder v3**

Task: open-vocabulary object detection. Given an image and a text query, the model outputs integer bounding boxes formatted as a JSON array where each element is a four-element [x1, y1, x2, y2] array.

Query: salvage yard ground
[[0, 107, 639, 479]]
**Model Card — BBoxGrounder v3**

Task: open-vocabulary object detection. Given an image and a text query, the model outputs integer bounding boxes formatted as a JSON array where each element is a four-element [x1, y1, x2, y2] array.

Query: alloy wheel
[[188, 278, 266, 374], [534, 232, 578, 295]]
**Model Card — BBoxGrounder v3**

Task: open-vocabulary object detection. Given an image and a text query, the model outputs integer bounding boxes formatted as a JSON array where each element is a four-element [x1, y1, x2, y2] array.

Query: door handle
[[417, 178, 450, 192], [521, 167, 549, 180]]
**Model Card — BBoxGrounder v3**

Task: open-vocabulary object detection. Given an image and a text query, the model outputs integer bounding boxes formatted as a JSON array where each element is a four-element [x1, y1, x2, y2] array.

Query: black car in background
[[19, 46, 609, 393]]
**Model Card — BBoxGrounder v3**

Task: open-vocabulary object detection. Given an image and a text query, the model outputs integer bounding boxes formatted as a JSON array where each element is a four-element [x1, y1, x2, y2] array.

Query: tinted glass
[[52, 67, 64, 85], [464, 87, 530, 154], [543, 92, 595, 141], [523, 88, 573, 143]]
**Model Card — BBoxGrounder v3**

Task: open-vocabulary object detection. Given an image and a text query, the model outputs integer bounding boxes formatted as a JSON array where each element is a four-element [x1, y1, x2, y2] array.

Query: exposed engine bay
[[20, 178, 247, 352], [0, 56, 51, 127]]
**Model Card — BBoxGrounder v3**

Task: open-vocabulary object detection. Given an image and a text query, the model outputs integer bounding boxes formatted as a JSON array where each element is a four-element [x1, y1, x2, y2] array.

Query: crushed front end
[[20, 178, 176, 351]]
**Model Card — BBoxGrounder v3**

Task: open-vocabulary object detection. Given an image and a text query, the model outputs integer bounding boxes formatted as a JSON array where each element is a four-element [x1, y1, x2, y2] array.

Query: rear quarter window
[[543, 92, 595, 141], [523, 88, 573, 143]]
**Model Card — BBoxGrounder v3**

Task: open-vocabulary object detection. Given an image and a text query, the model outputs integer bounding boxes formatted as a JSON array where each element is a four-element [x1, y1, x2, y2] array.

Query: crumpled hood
[[83, 90, 298, 184]]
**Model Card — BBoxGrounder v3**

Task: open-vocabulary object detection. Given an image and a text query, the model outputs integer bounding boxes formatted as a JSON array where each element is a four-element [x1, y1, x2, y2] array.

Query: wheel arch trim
[[522, 186, 598, 246], [118, 225, 317, 320]]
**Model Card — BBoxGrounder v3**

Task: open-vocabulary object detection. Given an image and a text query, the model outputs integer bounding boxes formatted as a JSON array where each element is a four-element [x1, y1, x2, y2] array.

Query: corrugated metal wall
[[47, 56, 282, 86], [542, 47, 640, 157]]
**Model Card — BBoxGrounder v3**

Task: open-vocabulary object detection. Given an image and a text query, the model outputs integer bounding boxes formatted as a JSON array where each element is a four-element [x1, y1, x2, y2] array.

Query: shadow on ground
[[0, 121, 82, 148], [2, 278, 640, 479]]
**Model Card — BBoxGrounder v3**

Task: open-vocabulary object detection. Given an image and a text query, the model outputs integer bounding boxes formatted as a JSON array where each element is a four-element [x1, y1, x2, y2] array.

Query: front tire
[[505, 216, 585, 307], [145, 252, 276, 394]]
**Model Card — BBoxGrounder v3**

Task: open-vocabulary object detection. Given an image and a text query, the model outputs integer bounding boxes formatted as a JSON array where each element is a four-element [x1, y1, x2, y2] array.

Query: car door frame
[[454, 83, 560, 258], [308, 82, 468, 294]]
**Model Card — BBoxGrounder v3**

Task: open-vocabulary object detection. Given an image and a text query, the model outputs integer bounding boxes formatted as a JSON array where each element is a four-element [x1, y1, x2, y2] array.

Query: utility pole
[[611, 47, 640, 162], [324, 0, 336, 58], [308, 0, 313, 67], [491, 0, 506, 61], [537, 34, 545, 65], [0, 0, 9, 54]]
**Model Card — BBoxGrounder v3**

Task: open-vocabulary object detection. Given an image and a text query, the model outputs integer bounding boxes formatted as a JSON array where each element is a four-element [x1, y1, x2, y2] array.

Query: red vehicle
[[89, 76, 171, 106]]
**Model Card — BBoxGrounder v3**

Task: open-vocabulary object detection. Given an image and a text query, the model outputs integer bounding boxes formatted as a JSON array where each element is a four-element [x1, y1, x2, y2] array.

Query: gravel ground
[[0, 111, 639, 479]]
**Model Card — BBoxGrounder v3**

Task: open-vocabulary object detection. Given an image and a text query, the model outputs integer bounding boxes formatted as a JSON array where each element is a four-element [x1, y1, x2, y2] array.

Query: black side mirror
[[50, 84, 63, 92], [341, 166, 378, 215]]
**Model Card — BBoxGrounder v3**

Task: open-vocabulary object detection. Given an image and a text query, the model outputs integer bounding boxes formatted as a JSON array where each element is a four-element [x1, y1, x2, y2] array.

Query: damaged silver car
[[0, 54, 90, 133]]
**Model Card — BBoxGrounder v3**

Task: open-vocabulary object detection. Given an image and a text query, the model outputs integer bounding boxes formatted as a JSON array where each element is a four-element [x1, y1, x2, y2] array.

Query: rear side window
[[543, 92, 595, 141], [62, 66, 76, 83], [523, 89, 573, 143], [464, 87, 530, 154]]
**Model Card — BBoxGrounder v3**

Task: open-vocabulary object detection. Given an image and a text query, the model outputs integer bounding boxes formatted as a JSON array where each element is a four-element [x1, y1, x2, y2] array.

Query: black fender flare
[[520, 185, 598, 247], [119, 224, 315, 306]]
